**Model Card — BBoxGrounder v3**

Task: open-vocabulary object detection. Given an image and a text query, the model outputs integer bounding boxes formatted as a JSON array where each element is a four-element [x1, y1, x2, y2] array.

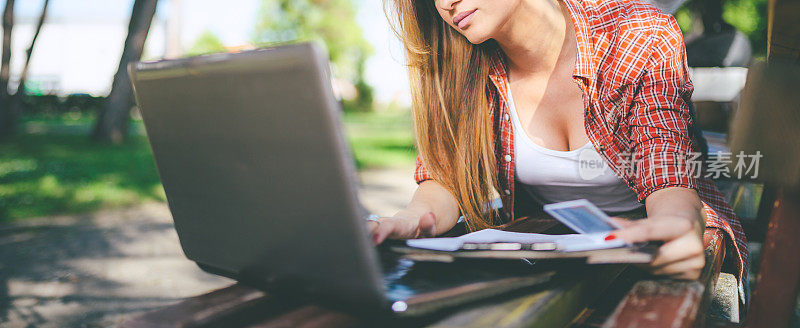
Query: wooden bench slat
[[767, 0, 800, 63], [121, 284, 308, 328], [744, 187, 800, 327], [124, 215, 680, 328], [599, 228, 726, 327], [426, 265, 625, 328], [250, 305, 359, 328]]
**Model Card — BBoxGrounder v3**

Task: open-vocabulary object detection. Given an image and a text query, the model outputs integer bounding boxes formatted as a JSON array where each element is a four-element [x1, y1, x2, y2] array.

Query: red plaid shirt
[[414, 0, 748, 290]]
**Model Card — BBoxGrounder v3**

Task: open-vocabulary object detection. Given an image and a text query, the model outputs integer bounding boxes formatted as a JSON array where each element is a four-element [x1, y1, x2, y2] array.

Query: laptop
[[128, 42, 554, 317]]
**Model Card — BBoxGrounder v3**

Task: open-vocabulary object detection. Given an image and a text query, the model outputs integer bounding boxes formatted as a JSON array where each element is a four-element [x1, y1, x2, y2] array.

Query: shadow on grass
[[0, 134, 164, 222]]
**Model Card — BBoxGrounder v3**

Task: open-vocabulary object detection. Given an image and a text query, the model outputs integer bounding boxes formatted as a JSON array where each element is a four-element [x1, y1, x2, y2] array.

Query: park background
[[0, 0, 772, 326], [0, 0, 768, 221]]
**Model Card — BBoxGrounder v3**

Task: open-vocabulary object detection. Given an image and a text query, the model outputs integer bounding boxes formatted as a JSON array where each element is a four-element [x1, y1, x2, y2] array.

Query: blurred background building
[[7, 12, 167, 96]]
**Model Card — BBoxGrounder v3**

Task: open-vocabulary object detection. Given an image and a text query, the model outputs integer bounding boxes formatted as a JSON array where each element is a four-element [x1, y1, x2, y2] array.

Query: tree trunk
[[0, 0, 14, 138], [9, 0, 49, 123], [92, 0, 159, 143]]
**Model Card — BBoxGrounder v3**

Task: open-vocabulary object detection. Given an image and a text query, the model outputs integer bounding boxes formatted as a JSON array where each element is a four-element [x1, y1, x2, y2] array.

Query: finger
[[417, 212, 437, 237], [610, 217, 636, 228], [650, 233, 704, 267], [650, 255, 705, 279], [373, 220, 396, 245], [611, 217, 694, 243], [668, 270, 703, 281], [373, 226, 386, 245], [376, 217, 417, 244], [367, 221, 379, 235]]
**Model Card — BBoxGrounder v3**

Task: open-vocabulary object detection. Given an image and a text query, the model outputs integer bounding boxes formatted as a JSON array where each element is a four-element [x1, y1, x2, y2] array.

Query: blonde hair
[[385, 0, 502, 230]]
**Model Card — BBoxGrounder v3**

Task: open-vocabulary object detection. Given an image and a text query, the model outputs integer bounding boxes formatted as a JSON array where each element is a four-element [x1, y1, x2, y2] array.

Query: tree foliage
[[722, 0, 767, 50], [675, 0, 768, 56], [187, 29, 226, 56], [252, 0, 373, 110]]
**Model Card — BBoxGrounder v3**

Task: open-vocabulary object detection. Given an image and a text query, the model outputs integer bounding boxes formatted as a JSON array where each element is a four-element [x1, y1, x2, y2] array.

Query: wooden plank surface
[[425, 264, 625, 328], [728, 61, 800, 187], [418, 215, 634, 327], [744, 187, 800, 327], [123, 215, 729, 328], [123, 266, 621, 328], [767, 0, 800, 63], [121, 284, 304, 328], [122, 216, 629, 328], [598, 228, 726, 328]]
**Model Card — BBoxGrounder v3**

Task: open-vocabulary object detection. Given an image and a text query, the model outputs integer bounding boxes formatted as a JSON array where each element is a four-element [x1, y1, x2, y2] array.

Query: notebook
[[395, 199, 655, 264]]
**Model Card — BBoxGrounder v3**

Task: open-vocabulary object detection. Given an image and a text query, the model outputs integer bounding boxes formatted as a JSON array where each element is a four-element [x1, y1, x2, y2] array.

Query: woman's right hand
[[367, 211, 438, 245]]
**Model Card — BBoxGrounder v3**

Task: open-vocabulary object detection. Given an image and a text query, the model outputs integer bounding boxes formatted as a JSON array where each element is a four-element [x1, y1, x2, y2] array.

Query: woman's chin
[[464, 33, 491, 45]]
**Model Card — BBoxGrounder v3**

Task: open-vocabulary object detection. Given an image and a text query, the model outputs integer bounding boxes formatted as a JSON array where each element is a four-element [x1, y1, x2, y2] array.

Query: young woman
[[370, 0, 748, 291]]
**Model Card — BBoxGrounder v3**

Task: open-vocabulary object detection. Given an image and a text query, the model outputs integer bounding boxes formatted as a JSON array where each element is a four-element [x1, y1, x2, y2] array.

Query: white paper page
[[405, 229, 626, 252]]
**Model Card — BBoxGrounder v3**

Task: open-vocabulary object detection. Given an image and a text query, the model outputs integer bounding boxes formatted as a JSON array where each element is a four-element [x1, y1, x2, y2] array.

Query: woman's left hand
[[610, 215, 706, 280]]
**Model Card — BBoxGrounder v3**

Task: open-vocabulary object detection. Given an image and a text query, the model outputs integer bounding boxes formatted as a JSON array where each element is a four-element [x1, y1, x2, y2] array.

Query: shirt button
[[504, 154, 512, 162], [504, 189, 511, 195], [504, 113, 510, 121]]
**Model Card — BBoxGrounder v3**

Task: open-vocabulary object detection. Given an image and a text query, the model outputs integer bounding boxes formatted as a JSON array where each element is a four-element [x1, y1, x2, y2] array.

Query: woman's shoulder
[[576, 0, 685, 84], [579, 0, 679, 36]]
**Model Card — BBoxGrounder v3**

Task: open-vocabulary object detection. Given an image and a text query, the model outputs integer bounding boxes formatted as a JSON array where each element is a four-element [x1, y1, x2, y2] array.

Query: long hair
[[385, 0, 502, 230]]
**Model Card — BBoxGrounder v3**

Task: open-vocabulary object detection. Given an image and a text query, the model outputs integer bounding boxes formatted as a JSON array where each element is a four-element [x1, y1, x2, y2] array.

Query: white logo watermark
[[576, 149, 763, 181], [578, 147, 607, 180]]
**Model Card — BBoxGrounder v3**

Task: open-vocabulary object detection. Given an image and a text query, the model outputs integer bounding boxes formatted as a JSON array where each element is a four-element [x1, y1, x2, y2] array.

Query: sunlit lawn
[[344, 111, 416, 168], [0, 111, 415, 221], [0, 133, 164, 221]]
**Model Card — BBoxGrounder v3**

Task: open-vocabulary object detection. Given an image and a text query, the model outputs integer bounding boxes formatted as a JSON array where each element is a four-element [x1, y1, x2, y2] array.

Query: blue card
[[543, 199, 622, 234]]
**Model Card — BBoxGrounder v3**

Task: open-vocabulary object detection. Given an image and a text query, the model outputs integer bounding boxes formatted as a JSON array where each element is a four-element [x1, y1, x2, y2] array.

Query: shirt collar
[[488, 0, 597, 83]]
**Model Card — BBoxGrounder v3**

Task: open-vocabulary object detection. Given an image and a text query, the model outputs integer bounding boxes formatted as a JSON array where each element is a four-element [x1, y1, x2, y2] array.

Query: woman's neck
[[494, 0, 575, 78]]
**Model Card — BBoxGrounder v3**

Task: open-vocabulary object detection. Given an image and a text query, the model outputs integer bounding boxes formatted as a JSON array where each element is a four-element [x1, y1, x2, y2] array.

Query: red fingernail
[[604, 234, 616, 241]]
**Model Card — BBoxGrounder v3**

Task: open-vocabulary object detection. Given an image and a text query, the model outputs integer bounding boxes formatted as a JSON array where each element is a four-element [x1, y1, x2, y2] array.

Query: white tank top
[[505, 81, 642, 213]]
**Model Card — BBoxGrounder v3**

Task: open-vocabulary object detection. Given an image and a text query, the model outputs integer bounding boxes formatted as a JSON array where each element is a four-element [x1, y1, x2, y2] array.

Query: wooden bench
[[122, 212, 728, 328], [571, 228, 726, 327], [727, 50, 800, 328]]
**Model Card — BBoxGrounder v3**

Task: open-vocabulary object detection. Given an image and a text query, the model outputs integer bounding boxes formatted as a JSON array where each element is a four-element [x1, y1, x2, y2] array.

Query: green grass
[[343, 111, 416, 168], [0, 111, 415, 221], [0, 134, 165, 221]]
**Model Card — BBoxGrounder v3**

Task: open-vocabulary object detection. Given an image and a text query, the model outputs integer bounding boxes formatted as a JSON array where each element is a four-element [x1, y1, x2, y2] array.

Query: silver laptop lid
[[129, 42, 386, 307]]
